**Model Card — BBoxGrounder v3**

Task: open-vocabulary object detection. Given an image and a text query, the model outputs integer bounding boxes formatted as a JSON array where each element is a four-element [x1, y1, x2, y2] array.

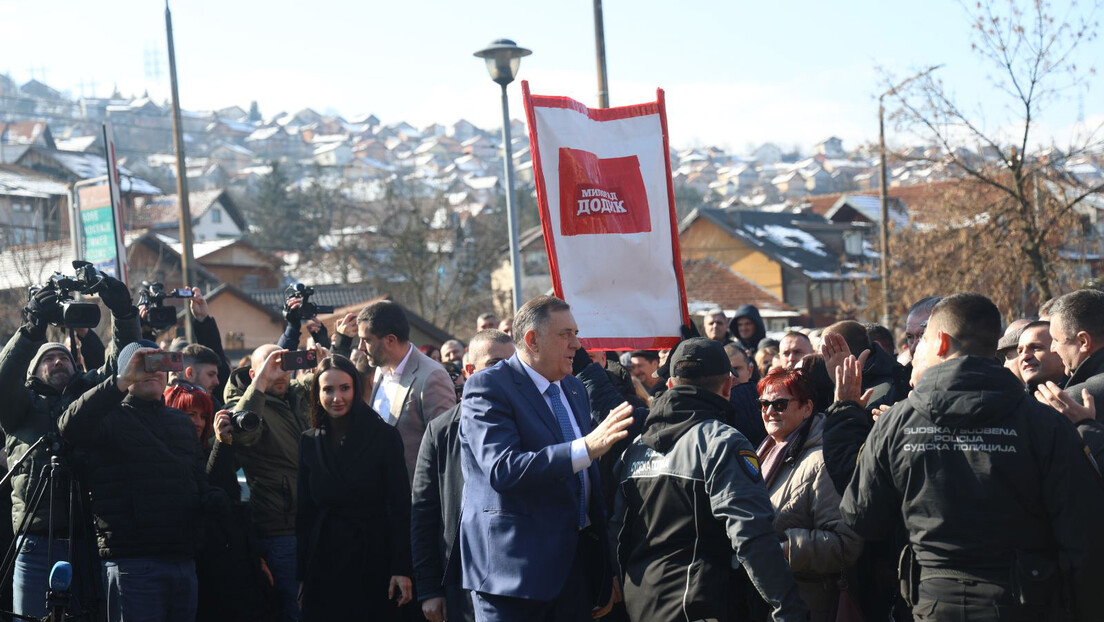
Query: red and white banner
[[523, 83, 689, 350]]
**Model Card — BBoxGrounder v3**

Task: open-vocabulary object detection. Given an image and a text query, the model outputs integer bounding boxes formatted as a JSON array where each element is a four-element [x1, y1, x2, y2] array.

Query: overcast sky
[[0, 0, 1100, 153]]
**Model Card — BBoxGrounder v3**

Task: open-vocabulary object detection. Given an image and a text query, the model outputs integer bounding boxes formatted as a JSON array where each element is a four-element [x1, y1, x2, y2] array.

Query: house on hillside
[[823, 194, 908, 229], [814, 137, 845, 159], [679, 207, 878, 326], [209, 143, 255, 175], [15, 146, 163, 216], [245, 126, 306, 161], [216, 105, 249, 123], [0, 165, 70, 250], [313, 142, 352, 167], [450, 119, 479, 142], [168, 237, 281, 290], [0, 121, 56, 149], [191, 284, 286, 355], [490, 226, 553, 317], [681, 258, 800, 331], [133, 189, 247, 241], [21, 79, 63, 101]]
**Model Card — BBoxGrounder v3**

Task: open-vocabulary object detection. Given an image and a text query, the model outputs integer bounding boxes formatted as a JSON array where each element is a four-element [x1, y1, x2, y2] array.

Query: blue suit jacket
[[458, 355, 612, 602]]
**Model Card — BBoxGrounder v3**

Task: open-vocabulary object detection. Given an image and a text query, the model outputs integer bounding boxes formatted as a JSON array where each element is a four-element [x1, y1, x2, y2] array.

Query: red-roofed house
[[682, 258, 799, 331]]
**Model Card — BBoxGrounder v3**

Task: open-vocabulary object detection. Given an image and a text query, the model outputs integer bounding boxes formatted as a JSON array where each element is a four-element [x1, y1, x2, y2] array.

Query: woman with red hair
[[163, 382, 278, 621], [754, 368, 862, 622], [164, 383, 214, 449]]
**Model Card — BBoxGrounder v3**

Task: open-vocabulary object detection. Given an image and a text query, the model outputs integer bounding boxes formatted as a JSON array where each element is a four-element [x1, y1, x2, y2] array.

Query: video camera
[[138, 281, 194, 331], [27, 261, 105, 329], [284, 283, 333, 322]]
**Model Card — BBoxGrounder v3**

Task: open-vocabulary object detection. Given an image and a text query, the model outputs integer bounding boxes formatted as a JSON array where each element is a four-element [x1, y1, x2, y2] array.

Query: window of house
[[10, 203, 39, 245], [240, 274, 261, 290], [810, 284, 823, 308], [833, 282, 844, 302], [211, 207, 222, 223], [843, 230, 863, 256], [785, 281, 807, 308], [523, 251, 549, 276]]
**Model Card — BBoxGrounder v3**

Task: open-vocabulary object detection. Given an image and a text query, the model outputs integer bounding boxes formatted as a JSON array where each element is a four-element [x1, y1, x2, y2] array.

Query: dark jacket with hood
[[729, 304, 767, 356], [0, 311, 141, 535], [223, 366, 312, 536], [861, 342, 910, 411], [841, 356, 1104, 619], [57, 378, 227, 559], [613, 384, 807, 622]]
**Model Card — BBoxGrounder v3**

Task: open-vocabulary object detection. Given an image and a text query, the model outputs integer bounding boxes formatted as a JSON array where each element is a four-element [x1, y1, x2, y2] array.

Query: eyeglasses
[[758, 398, 791, 412]]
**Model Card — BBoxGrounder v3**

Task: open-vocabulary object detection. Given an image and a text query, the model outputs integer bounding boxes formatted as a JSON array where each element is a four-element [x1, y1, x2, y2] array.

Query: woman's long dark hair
[[310, 355, 364, 429]]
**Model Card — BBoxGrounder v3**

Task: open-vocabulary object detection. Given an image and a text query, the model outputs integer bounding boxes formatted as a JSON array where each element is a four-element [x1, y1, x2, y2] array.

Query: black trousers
[[912, 578, 1059, 622]]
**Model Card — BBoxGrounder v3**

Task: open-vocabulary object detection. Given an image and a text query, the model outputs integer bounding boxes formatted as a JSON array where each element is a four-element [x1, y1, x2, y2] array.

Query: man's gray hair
[[1051, 289, 1104, 340], [512, 295, 571, 347]]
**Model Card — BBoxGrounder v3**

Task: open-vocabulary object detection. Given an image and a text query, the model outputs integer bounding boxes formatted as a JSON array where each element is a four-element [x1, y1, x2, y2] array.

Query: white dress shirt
[[517, 357, 592, 523], [373, 343, 414, 424]]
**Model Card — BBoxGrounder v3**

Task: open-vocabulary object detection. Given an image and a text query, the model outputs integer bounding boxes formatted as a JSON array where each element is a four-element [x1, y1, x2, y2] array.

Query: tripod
[[0, 435, 104, 622]]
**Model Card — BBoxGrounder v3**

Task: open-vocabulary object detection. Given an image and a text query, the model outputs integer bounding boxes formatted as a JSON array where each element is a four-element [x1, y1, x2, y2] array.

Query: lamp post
[[475, 39, 531, 312], [877, 64, 942, 329]]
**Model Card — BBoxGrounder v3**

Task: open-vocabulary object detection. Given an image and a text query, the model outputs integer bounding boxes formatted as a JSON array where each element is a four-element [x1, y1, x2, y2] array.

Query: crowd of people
[[1, 271, 1104, 622]]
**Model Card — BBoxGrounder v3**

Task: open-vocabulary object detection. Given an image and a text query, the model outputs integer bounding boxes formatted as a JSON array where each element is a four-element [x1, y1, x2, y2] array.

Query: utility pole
[[593, 0, 609, 108], [166, 1, 196, 342], [878, 94, 890, 328]]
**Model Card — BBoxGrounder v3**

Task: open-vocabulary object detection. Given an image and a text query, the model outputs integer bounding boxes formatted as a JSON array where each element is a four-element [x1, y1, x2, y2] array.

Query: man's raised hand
[[584, 401, 634, 460]]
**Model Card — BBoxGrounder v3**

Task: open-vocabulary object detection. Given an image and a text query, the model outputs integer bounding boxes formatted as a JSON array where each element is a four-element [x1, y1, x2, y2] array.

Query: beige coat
[[764, 413, 863, 622]]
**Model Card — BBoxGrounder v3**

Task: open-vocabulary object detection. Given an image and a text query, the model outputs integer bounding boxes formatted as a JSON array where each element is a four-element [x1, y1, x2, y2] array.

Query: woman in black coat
[[297, 355, 413, 621]]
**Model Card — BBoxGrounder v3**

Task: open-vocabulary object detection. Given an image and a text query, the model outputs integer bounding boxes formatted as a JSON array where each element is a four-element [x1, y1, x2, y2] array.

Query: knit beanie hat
[[26, 343, 77, 380], [117, 339, 160, 375]]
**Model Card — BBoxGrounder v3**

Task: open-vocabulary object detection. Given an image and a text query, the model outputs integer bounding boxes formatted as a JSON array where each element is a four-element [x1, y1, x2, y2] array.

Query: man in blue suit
[[459, 295, 634, 622]]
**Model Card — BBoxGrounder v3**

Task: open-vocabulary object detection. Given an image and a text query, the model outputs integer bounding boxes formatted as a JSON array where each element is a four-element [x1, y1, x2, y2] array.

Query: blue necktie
[[545, 383, 587, 529]]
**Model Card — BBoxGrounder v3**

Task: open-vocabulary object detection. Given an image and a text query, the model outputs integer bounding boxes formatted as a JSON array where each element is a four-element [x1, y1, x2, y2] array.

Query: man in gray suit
[[358, 301, 457, 481]]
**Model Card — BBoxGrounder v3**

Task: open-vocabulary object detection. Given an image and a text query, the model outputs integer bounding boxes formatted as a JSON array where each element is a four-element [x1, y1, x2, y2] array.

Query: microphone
[[48, 561, 72, 592]]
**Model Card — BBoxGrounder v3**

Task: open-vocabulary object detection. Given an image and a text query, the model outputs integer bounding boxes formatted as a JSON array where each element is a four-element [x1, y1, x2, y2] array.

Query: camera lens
[[231, 411, 260, 433]]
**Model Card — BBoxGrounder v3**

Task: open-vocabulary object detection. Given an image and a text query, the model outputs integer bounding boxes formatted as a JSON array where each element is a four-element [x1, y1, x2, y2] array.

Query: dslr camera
[[138, 282, 194, 331], [284, 283, 333, 322], [227, 410, 260, 433], [27, 260, 105, 329]]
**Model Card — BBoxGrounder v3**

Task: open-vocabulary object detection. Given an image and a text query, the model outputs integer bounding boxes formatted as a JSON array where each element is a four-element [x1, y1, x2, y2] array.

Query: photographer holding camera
[[57, 340, 230, 622], [182, 287, 232, 403], [0, 265, 140, 619], [277, 285, 332, 352], [223, 345, 314, 622]]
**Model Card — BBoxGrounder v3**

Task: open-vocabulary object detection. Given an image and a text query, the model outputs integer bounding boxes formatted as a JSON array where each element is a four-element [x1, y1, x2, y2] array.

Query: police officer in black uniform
[[840, 293, 1104, 621]]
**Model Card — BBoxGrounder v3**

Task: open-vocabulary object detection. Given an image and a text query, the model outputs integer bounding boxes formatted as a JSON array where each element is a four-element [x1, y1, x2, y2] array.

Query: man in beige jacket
[[357, 300, 457, 481]]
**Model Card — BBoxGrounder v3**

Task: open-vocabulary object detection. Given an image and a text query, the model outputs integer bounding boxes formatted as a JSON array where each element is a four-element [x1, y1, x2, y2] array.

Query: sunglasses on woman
[[758, 398, 791, 412]]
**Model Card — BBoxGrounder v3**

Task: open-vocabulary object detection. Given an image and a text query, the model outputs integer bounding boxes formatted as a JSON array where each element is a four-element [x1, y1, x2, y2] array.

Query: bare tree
[[886, 0, 1104, 308], [357, 186, 507, 338]]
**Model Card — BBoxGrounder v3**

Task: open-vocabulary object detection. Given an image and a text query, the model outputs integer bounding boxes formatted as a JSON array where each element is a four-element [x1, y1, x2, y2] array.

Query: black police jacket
[[841, 356, 1104, 618]]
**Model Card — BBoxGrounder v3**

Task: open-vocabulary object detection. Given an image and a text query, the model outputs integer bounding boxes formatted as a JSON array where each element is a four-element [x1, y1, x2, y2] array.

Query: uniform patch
[[739, 450, 761, 480]]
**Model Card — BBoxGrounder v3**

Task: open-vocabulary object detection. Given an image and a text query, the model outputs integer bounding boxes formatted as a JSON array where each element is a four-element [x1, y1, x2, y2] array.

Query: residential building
[[679, 207, 878, 326]]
